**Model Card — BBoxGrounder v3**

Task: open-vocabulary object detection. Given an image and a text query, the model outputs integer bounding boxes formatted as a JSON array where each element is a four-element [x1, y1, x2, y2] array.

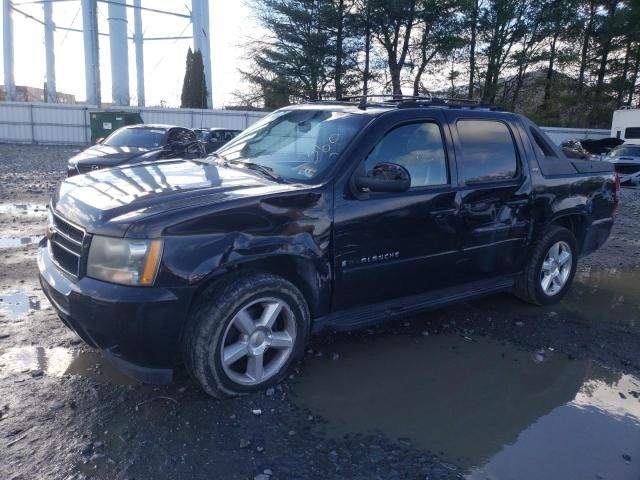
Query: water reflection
[[295, 334, 640, 479], [0, 235, 42, 249], [0, 346, 136, 384], [564, 268, 640, 330], [0, 291, 40, 316], [0, 203, 48, 216]]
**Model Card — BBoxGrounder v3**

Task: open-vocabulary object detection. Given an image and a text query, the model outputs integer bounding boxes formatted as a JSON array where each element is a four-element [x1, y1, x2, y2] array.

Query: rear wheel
[[515, 226, 578, 305], [182, 272, 310, 398]]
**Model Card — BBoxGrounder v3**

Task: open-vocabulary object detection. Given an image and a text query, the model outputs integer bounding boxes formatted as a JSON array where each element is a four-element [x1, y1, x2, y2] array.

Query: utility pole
[[43, 0, 56, 102], [3, 0, 15, 101], [192, 0, 212, 108], [133, 0, 145, 106], [81, 0, 100, 105], [108, 0, 130, 106]]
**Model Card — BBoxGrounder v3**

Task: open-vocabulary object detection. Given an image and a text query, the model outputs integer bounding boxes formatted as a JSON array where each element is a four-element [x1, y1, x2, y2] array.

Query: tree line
[[237, 0, 640, 128]]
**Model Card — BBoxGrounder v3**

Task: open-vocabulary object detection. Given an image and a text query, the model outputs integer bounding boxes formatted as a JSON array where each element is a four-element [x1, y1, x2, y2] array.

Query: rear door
[[447, 114, 532, 281], [333, 110, 462, 310]]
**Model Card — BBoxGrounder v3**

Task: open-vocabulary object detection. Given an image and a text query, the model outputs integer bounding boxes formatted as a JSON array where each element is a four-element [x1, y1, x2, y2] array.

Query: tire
[[514, 226, 578, 305], [182, 272, 310, 399]]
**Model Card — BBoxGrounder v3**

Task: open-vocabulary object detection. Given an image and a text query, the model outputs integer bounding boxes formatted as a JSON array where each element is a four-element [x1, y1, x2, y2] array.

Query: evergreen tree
[[181, 47, 209, 108], [192, 50, 208, 108], [180, 47, 194, 108]]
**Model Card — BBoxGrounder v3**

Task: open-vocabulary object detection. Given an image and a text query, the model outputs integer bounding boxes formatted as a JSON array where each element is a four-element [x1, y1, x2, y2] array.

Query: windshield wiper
[[213, 155, 284, 183]]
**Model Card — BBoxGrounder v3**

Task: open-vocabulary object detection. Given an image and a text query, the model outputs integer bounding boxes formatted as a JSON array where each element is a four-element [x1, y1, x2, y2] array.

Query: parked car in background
[[560, 138, 624, 161], [603, 144, 640, 185], [195, 128, 242, 153], [67, 124, 206, 176], [40, 98, 619, 398]]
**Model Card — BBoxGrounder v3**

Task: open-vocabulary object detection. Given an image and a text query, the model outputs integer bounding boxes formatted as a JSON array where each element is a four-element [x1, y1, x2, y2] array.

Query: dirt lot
[[1, 144, 639, 480]]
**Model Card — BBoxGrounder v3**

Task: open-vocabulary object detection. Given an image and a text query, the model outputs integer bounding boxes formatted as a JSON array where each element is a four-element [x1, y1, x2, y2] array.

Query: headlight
[[87, 236, 163, 286]]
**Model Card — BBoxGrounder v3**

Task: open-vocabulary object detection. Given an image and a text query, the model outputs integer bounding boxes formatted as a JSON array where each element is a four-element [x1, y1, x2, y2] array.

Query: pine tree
[[181, 47, 209, 108], [180, 47, 194, 108], [192, 50, 208, 108]]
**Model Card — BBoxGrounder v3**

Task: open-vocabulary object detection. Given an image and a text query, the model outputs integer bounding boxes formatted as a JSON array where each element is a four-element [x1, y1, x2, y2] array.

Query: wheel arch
[[188, 254, 330, 321], [549, 213, 588, 254]]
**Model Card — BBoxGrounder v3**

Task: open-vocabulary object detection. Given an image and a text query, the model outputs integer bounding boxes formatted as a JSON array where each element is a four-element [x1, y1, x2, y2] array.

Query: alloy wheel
[[220, 297, 296, 386], [540, 240, 573, 296]]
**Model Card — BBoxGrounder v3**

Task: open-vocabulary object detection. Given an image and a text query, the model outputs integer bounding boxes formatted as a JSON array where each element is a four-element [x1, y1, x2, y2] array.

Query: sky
[[1, 0, 260, 107]]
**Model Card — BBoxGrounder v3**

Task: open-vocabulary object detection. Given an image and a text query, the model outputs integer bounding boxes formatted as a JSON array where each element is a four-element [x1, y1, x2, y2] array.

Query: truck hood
[[52, 159, 299, 236]]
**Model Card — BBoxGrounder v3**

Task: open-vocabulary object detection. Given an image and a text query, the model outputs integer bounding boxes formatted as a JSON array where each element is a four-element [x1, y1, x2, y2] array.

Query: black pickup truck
[[38, 99, 619, 398]]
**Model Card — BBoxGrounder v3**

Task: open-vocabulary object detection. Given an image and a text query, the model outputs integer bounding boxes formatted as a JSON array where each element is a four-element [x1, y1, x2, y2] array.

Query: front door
[[333, 115, 461, 310]]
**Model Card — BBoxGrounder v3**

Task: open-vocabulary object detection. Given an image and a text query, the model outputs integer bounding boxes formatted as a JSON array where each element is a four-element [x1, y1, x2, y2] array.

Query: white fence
[[0, 101, 266, 145], [0, 100, 611, 146]]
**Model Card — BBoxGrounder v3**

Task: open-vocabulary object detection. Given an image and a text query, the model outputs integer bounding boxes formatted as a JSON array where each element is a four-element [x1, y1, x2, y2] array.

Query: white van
[[611, 108, 640, 143]]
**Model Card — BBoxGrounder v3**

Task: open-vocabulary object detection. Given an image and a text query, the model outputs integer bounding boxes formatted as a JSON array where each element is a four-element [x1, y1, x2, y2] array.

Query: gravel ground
[[1, 144, 639, 480]]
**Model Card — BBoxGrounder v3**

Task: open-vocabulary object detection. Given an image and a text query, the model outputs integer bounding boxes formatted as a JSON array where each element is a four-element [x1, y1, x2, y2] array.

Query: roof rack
[[305, 94, 504, 112], [339, 94, 434, 109]]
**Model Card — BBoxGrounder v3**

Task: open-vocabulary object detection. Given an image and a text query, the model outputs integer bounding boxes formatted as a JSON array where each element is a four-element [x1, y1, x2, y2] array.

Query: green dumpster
[[89, 111, 144, 144]]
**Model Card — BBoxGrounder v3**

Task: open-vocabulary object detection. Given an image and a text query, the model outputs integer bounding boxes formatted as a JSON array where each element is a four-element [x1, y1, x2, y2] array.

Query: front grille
[[50, 213, 85, 277], [614, 164, 640, 175], [77, 164, 100, 174]]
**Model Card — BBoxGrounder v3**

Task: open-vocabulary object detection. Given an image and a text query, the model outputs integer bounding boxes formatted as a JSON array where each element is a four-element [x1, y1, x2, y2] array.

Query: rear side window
[[456, 120, 518, 183], [625, 127, 640, 139]]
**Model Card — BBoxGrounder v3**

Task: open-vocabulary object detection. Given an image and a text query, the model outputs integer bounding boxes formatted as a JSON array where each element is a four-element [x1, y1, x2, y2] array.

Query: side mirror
[[355, 162, 411, 193]]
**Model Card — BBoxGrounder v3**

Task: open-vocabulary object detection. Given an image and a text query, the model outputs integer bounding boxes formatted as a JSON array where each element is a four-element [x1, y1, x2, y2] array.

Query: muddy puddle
[[470, 267, 640, 332], [563, 267, 640, 330], [295, 334, 640, 479], [0, 291, 40, 316], [0, 235, 42, 249], [0, 203, 48, 217], [0, 346, 136, 384]]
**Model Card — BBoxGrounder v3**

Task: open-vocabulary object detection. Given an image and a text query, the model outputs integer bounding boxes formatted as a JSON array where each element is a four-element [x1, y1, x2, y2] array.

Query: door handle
[[428, 208, 457, 219], [462, 202, 490, 213]]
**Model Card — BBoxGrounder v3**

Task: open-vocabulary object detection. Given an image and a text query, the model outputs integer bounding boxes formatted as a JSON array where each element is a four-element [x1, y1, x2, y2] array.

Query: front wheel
[[515, 226, 578, 305], [182, 273, 310, 398]]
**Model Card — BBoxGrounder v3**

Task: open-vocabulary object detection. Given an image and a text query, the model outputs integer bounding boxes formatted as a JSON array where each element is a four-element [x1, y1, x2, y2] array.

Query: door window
[[364, 122, 448, 188], [456, 120, 518, 183]]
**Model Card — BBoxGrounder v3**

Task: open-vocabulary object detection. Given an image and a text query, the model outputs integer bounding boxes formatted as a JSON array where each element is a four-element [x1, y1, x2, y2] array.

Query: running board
[[313, 276, 515, 333]]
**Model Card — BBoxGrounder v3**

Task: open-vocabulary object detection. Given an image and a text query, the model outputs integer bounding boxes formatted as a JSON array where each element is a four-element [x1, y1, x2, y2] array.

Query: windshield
[[215, 109, 369, 183], [104, 128, 166, 148], [609, 145, 640, 157]]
